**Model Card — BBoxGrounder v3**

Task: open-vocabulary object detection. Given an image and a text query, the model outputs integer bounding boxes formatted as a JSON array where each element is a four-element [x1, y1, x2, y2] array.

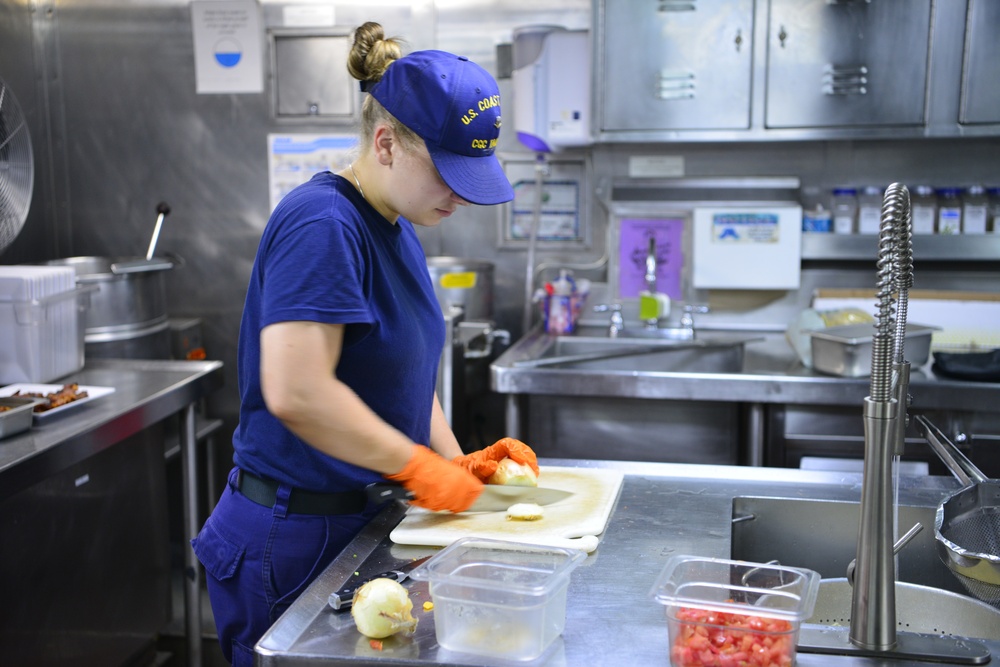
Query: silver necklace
[[349, 163, 365, 200]]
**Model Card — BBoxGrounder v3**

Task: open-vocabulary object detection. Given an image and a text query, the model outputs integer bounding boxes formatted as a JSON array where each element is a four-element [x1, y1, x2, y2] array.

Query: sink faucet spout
[[645, 237, 657, 294], [850, 183, 914, 651]]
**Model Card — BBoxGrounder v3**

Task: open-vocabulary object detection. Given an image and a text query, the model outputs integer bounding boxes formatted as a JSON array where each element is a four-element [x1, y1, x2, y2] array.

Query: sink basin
[[732, 496, 1000, 641], [731, 496, 955, 592], [515, 334, 751, 374]]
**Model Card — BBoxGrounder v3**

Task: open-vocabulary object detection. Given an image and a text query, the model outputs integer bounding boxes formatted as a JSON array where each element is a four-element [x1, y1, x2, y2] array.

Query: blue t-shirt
[[232, 172, 445, 493]]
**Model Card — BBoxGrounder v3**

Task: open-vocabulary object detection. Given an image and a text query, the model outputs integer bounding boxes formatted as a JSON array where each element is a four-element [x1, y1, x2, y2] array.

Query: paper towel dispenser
[[512, 26, 591, 152], [692, 205, 802, 290]]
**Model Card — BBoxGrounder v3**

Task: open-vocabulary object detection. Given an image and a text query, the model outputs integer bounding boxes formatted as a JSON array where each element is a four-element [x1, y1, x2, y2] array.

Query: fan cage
[[0, 78, 35, 254]]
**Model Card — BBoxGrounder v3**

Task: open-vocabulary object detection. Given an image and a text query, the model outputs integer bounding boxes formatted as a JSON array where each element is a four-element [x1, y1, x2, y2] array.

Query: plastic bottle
[[936, 187, 962, 235], [802, 205, 832, 233], [987, 187, 1000, 234], [962, 185, 988, 234], [857, 186, 883, 234], [831, 188, 858, 235], [910, 185, 937, 235]]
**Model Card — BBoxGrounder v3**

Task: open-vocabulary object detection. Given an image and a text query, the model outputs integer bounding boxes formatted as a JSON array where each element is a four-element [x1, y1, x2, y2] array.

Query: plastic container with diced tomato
[[651, 556, 820, 667]]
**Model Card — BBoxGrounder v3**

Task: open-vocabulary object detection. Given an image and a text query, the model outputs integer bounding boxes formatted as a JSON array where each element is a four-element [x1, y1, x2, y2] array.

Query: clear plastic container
[[910, 185, 937, 234], [651, 556, 820, 667], [857, 185, 884, 234], [410, 537, 586, 662], [936, 187, 962, 234], [801, 205, 832, 233], [830, 188, 858, 234], [962, 185, 988, 234]]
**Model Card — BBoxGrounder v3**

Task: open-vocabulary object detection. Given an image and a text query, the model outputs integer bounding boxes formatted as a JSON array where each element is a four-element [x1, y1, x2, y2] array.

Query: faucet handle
[[679, 303, 708, 329], [593, 303, 624, 336]]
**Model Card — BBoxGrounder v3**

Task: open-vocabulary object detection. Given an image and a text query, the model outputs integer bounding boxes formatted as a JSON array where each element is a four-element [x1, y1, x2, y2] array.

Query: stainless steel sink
[[731, 496, 1000, 641], [512, 332, 752, 373]]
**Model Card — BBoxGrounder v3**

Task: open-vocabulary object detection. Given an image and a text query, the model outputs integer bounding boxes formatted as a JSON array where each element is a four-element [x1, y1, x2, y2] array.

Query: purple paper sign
[[618, 217, 685, 299]]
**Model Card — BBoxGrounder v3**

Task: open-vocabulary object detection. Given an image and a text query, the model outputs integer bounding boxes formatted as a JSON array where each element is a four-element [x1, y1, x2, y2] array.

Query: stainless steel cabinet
[[597, 0, 754, 132], [960, 0, 1000, 125], [765, 0, 931, 129]]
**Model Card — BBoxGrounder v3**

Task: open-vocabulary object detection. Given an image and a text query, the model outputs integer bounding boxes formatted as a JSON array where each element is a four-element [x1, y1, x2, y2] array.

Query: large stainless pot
[[44, 256, 174, 359], [426, 257, 494, 322]]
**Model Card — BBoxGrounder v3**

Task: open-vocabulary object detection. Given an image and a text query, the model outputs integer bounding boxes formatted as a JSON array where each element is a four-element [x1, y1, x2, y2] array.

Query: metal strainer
[[915, 414, 1000, 607]]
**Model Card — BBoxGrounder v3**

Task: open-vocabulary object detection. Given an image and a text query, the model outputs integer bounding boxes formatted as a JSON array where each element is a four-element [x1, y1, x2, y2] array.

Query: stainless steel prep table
[[0, 358, 224, 667], [255, 459, 999, 667]]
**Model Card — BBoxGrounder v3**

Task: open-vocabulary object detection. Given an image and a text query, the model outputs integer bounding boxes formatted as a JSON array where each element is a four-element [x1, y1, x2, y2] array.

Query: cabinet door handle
[[657, 70, 696, 100], [822, 64, 869, 96], [658, 0, 696, 11]]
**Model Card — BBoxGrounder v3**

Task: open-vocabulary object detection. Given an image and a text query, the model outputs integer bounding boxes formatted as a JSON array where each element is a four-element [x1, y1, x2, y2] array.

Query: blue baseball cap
[[367, 50, 514, 206]]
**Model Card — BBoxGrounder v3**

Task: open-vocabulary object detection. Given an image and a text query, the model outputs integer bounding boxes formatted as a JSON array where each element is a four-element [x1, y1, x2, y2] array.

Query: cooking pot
[[426, 257, 494, 322], [44, 255, 175, 359]]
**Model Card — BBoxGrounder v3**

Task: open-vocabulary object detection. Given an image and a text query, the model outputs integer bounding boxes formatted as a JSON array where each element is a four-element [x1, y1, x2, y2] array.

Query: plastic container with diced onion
[[651, 556, 820, 667], [410, 537, 586, 662]]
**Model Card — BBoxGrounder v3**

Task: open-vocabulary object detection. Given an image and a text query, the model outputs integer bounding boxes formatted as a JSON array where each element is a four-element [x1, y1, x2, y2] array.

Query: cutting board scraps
[[389, 466, 624, 554]]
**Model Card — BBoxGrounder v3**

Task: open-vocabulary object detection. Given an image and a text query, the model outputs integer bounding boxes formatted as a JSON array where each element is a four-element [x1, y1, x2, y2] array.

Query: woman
[[193, 21, 538, 665]]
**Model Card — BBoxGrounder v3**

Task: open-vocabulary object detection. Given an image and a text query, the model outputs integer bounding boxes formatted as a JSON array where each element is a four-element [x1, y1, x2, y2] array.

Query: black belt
[[236, 470, 367, 515]]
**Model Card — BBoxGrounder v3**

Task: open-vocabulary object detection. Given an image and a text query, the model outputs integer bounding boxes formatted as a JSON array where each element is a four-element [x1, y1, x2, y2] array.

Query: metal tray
[[0, 396, 45, 439], [810, 323, 939, 377]]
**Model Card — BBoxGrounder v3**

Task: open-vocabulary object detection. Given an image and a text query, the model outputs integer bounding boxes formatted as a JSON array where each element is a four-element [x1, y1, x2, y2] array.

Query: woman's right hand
[[386, 445, 483, 512]]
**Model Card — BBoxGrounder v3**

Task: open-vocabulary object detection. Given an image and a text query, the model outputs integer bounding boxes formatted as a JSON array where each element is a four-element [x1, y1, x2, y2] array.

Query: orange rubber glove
[[386, 445, 483, 513], [452, 437, 540, 482]]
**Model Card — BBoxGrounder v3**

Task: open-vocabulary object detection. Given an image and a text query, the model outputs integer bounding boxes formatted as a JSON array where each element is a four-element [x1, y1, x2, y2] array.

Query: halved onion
[[487, 457, 538, 487]]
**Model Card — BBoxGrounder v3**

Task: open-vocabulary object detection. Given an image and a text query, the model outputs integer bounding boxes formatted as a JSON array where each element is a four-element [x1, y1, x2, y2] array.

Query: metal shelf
[[801, 234, 1000, 262]]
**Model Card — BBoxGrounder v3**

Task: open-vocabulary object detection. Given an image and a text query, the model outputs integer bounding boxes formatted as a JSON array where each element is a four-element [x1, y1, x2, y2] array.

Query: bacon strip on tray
[[14, 383, 90, 412]]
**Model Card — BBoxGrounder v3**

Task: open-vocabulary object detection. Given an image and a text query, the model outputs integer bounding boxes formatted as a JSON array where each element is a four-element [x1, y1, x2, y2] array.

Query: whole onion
[[351, 578, 418, 639]]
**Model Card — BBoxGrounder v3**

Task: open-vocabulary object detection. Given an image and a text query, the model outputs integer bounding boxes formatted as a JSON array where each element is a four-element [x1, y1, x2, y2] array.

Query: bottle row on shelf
[[803, 185, 1000, 235]]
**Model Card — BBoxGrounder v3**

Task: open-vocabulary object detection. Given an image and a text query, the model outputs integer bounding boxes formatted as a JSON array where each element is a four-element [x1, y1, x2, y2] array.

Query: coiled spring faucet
[[850, 182, 914, 652], [800, 184, 989, 664]]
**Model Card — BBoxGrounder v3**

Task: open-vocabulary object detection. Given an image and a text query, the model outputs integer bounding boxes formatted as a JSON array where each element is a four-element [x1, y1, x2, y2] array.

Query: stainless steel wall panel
[[1, 0, 999, 467]]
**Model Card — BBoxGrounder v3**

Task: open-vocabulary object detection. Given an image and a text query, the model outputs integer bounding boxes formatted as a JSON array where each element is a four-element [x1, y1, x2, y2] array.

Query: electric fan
[[0, 76, 34, 255]]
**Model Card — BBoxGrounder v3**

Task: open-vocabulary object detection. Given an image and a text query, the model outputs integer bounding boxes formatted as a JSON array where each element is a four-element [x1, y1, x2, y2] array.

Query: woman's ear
[[372, 125, 396, 166]]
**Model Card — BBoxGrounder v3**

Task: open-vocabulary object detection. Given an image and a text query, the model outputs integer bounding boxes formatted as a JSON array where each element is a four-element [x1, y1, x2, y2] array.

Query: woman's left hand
[[453, 437, 539, 481]]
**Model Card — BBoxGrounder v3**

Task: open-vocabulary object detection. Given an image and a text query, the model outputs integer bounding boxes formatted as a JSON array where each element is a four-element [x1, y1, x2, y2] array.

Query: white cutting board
[[389, 466, 624, 553]]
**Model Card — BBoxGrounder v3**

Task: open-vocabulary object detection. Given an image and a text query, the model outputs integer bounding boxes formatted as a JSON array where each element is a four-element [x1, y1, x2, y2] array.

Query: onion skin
[[486, 458, 538, 487], [351, 578, 418, 639]]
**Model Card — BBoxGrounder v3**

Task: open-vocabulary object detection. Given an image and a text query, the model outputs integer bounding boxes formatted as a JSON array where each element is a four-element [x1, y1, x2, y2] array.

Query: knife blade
[[366, 482, 573, 513], [328, 555, 432, 611]]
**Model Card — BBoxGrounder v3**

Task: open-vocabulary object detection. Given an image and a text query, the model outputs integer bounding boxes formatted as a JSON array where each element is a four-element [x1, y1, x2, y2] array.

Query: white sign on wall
[[267, 134, 358, 211], [191, 0, 264, 94]]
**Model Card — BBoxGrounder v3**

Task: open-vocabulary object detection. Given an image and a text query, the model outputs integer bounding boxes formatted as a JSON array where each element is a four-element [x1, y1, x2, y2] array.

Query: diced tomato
[[670, 605, 795, 667]]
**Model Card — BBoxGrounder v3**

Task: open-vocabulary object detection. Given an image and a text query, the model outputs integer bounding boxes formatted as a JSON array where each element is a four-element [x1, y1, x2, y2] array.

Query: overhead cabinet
[[594, 0, 990, 140], [764, 0, 932, 129], [960, 0, 1000, 125], [597, 0, 754, 132]]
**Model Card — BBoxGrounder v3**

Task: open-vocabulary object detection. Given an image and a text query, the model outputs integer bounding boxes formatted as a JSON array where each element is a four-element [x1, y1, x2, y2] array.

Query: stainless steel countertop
[[490, 328, 1000, 412], [0, 358, 224, 502], [255, 458, 998, 667]]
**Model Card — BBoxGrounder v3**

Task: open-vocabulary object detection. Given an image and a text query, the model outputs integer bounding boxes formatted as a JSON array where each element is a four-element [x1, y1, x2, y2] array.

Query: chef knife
[[366, 482, 573, 512], [328, 555, 431, 611]]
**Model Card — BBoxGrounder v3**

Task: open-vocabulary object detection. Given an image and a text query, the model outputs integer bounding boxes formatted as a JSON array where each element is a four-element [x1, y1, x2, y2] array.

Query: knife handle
[[365, 482, 414, 504], [328, 568, 407, 611]]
